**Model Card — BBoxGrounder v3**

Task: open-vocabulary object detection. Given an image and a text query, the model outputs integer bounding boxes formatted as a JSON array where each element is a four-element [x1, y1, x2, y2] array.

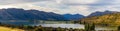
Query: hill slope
[[0, 26, 24, 31], [78, 12, 120, 26]]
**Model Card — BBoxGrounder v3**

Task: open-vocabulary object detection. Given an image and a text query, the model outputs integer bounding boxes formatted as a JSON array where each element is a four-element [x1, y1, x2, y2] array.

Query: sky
[[0, 0, 120, 16]]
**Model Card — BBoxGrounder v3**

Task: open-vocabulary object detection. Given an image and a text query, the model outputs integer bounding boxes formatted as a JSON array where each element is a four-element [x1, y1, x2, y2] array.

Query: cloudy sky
[[0, 0, 120, 16]]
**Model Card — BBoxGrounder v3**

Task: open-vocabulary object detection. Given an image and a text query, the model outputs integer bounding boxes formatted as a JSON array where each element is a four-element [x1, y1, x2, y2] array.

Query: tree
[[85, 24, 89, 31], [85, 23, 95, 31], [90, 23, 95, 31], [118, 26, 120, 30]]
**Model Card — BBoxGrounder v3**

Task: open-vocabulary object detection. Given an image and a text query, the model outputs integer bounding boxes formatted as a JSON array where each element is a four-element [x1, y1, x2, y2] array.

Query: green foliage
[[90, 23, 95, 31], [85, 24, 89, 31], [85, 24, 95, 31]]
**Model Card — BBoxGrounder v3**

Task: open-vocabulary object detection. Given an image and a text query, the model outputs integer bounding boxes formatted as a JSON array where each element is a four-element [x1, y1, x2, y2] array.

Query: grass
[[0, 26, 24, 31]]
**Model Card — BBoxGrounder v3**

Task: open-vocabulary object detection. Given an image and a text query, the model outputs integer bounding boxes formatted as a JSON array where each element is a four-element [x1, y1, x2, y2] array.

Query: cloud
[[0, 0, 53, 5], [63, 0, 97, 5], [0, 0, 120, 16]]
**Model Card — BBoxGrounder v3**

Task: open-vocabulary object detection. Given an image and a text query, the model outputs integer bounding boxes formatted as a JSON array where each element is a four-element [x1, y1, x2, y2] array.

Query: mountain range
[[0, 8, 118, 21], [88, 10, 118, 17], [63, 14, 85, 20], [0, 8, 87, 21], [0, 8, 67, 20]]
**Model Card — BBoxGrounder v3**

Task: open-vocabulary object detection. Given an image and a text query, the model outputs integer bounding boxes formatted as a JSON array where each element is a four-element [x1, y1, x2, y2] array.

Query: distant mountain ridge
[[0, 8, 66, 20], [88, 10, 118, 17], [63, 14, 85, 20], [0, 8, 119, 21]]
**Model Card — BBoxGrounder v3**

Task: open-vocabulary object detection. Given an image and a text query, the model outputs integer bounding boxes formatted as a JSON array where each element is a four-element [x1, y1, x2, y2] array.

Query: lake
[[0, 20, 117, 30], [38, 24, 84, 29], [37, 24, 116, 31]]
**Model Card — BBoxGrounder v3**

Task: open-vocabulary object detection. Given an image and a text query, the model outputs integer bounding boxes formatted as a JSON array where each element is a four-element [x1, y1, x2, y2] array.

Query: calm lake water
[[38, 24, 84, 29], [0, 20, 117, 30], [38, 24, 116, 31]]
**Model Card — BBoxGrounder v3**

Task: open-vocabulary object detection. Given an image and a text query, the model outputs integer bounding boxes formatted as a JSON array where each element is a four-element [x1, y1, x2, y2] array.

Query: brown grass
[[0, 26, 25, 31]]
